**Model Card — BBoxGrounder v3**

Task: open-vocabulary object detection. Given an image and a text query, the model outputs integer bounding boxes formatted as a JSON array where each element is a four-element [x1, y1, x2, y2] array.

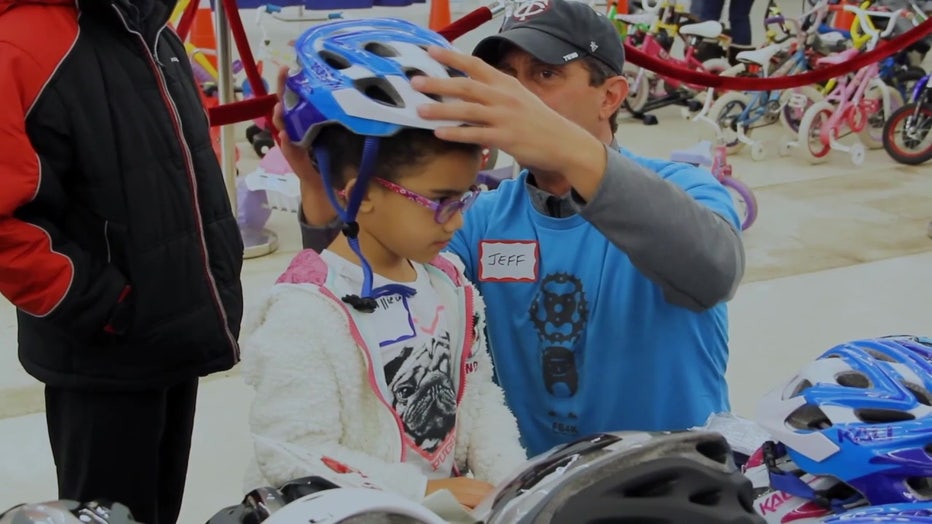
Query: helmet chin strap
[[763, 441, 864, 514], [315, 138, 416, 313]]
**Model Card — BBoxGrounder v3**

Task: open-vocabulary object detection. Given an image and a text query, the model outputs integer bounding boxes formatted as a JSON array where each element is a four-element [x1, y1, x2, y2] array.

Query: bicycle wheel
[[859, 82, 904, 149], [623, 64, 650, 114], [882, 103, 932, 165], [721, 176, 758, 231], [706, 91, 753, 154], [779, 85, 823, 134], [796, 101, 835, 163]]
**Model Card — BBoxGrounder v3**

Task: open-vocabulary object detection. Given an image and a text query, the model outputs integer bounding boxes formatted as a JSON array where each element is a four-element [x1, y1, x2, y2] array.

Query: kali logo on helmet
[[754, 490, 792, 515], [836, 426, 895, 444]]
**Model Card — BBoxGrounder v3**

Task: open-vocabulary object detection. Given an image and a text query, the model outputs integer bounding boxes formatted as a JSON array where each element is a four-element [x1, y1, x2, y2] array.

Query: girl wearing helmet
[[239, 18, 525, 511]]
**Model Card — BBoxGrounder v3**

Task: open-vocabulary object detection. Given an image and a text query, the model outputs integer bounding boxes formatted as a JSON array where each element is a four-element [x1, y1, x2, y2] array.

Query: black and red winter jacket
[[0, 0, 244, 390]]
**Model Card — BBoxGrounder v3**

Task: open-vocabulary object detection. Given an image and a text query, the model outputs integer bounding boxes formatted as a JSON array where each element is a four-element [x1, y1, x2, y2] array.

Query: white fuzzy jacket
[[241, 249, 526, 502]]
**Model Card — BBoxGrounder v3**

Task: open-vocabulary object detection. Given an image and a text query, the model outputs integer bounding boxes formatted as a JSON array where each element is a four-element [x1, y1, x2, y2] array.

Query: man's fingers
[[417, 100, 494, 126], [411, 74, 490, 103], [276, 66, 289, 99], [433, 124, 500, 147]]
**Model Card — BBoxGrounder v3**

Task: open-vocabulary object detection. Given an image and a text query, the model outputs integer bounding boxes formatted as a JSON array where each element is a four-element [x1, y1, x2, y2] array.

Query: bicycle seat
[[670, 140, 713, 167], [678, 20, 723, 39], [614, 12, 656, 25], [818, 31, 849, 44], [736, 44, 783, 67], [816, 47, 859, 66]]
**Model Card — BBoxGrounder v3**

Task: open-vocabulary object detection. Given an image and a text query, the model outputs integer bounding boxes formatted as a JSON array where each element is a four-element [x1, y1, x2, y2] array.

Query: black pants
[[45, 379, 199, 524]]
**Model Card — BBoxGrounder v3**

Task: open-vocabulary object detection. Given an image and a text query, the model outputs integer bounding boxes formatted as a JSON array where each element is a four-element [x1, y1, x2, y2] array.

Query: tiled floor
[[0, 2, 929, 522]]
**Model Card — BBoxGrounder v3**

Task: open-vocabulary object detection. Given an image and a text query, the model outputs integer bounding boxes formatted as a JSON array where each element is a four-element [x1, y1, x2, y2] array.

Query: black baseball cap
[[473, 0, 625, 75]]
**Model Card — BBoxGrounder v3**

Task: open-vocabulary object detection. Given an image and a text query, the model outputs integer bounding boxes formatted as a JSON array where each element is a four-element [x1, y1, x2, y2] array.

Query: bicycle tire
[[721, 176, 758, 230], [796, 101, 835, 163], [623, 64, 650, 114], [859, 82, 903, 149], [778, 85, 824, 134], [707, 91, 753, 154], [882, 103, 932, 165]]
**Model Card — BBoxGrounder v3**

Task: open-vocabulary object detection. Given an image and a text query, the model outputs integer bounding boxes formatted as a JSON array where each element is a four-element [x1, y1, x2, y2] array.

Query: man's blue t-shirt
[[446, 150, 736, 456]]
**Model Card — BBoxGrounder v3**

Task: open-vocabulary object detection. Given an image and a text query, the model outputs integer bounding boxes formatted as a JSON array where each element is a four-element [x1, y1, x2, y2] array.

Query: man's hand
[[411, 46, 606, 199], [274, 67, 338, 226], [425, 477, 495, 509]]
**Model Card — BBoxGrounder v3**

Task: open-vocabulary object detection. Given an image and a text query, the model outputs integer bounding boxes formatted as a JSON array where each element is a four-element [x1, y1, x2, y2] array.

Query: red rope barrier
[[623, 18, 932, 91]]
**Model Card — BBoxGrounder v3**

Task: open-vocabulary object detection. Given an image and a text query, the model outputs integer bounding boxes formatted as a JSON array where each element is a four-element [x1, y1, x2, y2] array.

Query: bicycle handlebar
[[843, 4, 906, 39]]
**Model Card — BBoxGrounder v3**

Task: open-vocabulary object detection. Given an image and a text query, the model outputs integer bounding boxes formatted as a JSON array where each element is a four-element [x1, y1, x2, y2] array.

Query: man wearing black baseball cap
[[293, 0, 745, 469], [474, 0, 626, 76]]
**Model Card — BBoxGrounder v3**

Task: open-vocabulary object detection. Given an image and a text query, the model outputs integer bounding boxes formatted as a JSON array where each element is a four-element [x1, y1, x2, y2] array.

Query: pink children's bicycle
[[780, 4, 907, 165], [671, 140, 758, 230], [617, 7, 732, 124]]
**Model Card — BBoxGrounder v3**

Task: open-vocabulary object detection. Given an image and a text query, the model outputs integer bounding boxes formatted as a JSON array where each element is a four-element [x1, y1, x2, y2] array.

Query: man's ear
[[601, 75, 628, 121]]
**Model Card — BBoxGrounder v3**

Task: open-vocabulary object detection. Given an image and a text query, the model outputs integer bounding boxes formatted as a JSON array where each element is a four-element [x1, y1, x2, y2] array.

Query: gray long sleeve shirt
[[299, 144, 745, 311]]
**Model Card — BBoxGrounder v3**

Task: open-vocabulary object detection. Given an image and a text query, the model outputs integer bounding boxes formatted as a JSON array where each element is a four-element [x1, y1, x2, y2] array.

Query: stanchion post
[[214, 0, 280, 259], [214, 1, 238, 218]]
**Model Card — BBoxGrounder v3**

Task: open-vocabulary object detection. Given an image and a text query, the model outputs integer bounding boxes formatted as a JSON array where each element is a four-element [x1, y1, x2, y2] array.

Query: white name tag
[[478, 240, 539, 282]]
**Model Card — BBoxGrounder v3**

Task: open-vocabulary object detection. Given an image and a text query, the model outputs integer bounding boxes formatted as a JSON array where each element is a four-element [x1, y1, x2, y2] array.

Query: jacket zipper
[[112, 7, 239, 360], [103, 220, 112, 263], [456, 286, 475, 403], [319, 285, 409, 462]]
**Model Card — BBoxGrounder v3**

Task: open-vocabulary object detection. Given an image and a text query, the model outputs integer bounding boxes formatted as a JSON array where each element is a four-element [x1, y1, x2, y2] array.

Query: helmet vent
[[907, 477, 932, 499], [624, 473, 677, 498], [319, 50, 351, 70], [786, 404, 832, 430], [364, 42, 398, 57], [403, 69, 442, 102], [836, 372, 871, 389], [904, 382, 932, 406], [695, 439, 731, 466], [854, 408, 915, 424], [404, 68, 426, 80], [445, 66, 466, 78], [865, 348, 897, 362], [689, 489, 722, 506], [790, 379, 813, 398], [354, 78, 404, 107]]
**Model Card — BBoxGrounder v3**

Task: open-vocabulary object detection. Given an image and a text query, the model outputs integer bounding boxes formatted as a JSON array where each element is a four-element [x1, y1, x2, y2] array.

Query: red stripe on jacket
[[0, 2, 80, 316]]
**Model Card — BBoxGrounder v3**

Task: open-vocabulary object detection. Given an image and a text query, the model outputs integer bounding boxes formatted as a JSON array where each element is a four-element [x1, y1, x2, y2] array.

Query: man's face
[[495, 48, 615, 139]]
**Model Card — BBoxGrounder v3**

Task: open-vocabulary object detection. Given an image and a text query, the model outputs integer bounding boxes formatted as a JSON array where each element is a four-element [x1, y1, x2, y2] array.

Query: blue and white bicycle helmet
[[822, 501, 932, 523], [281, 18, 466, 311], [756, 335, 932, 509]]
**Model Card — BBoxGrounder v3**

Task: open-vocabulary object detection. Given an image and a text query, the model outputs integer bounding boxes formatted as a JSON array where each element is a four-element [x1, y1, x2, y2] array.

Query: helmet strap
[[314, 138, 415, 313]]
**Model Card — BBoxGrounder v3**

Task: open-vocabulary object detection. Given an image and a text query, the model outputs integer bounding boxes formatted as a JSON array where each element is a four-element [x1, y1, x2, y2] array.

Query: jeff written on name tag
[[478, 240, 539, 282]]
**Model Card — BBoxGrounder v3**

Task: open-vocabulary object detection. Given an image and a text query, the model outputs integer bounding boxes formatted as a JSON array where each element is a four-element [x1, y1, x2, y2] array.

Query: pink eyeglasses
[[372, 178, 480, 224]]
